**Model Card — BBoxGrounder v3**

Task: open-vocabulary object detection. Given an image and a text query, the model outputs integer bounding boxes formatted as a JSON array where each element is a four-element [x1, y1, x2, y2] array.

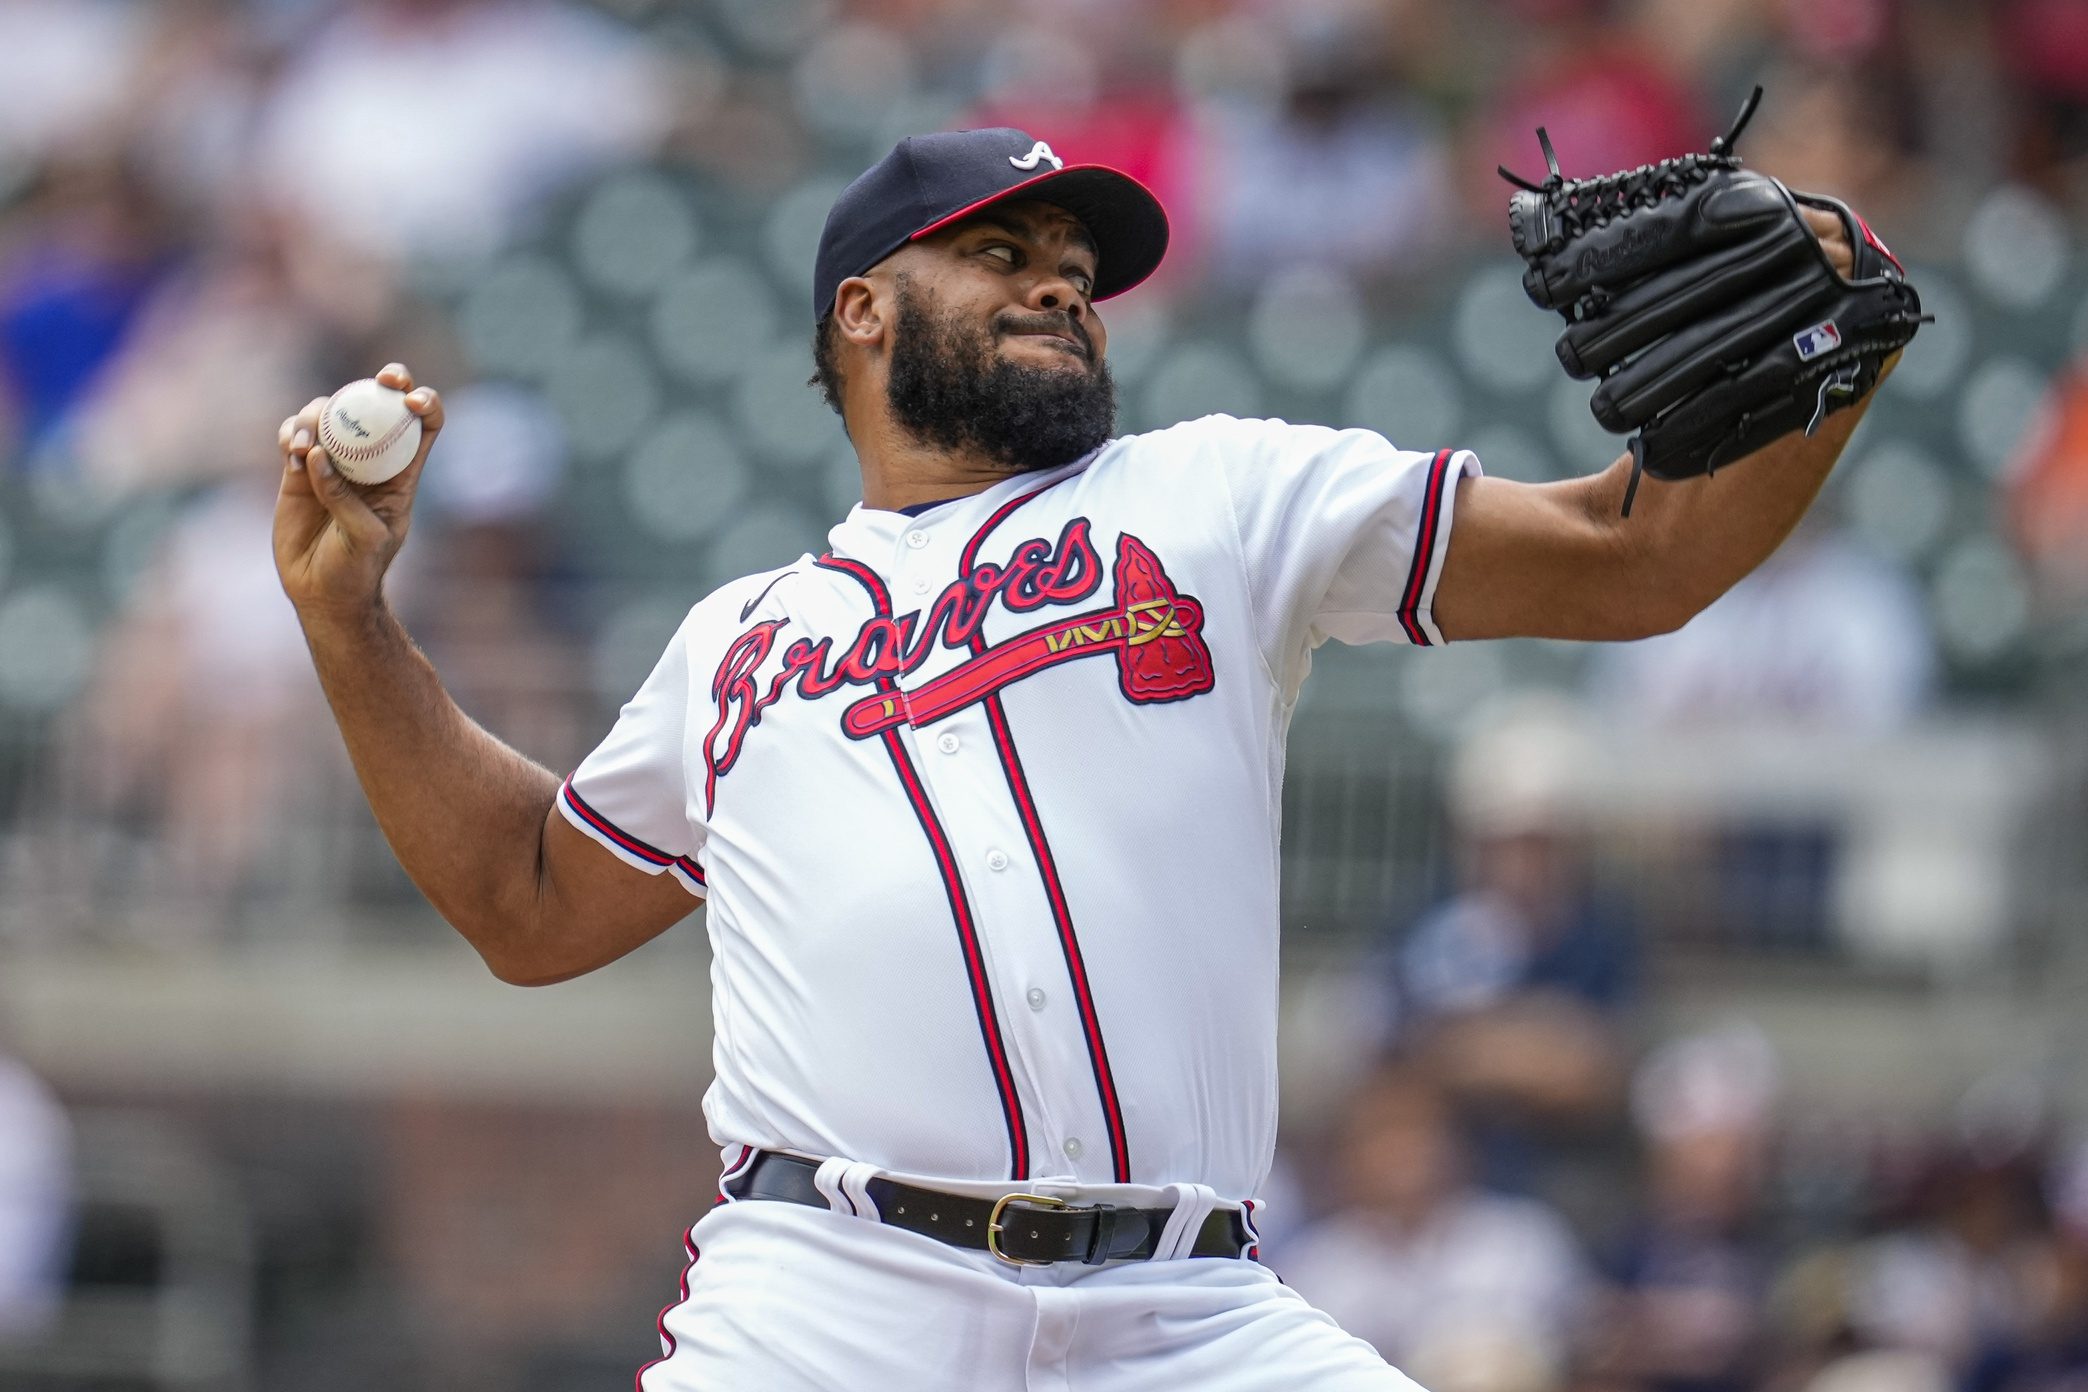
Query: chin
[[1008, 344, 1092, 372]]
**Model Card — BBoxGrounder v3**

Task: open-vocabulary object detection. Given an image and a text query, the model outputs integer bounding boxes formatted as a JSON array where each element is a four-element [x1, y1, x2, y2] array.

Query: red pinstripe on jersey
[[818, 554, 1032, 1183], [960, 479, 1133, 1184]]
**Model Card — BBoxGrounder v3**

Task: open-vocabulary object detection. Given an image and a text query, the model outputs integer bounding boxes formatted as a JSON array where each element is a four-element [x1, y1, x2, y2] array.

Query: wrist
[[294, 593, 397, 648]]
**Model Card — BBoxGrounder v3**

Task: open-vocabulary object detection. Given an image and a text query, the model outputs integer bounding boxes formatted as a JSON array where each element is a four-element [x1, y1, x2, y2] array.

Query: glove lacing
[[1498, 86, 1767, 516]]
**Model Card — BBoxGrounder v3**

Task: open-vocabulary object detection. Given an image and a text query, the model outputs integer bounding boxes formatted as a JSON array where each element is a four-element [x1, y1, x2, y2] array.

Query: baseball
[[317, 378, 422, 486]]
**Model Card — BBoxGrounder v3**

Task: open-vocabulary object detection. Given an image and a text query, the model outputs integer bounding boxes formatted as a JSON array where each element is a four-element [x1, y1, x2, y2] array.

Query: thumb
[[303, 445, 393, 553]]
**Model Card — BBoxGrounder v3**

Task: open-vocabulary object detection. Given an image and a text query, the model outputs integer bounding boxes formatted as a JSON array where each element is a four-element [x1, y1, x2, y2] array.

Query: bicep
[[1431, 463, 1655, 642], [519, 808, 702, 986]]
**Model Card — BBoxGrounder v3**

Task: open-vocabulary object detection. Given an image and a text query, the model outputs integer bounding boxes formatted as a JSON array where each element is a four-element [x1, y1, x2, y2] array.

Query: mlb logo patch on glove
[[1793, 321, 1843, 361]]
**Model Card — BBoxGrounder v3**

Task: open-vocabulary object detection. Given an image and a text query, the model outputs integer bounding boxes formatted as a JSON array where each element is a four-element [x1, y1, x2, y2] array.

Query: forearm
[[1594, 373, 1885, 630], [297, 601, 559, 961]]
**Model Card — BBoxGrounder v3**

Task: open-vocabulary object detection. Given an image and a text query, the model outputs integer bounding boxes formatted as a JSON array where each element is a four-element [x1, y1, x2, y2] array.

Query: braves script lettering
[[701, 522, 1215, 813], [704, 519, 1101, 811]]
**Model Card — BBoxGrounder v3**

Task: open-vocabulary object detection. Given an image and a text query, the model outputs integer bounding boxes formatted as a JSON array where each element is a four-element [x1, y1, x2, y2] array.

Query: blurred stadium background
[[3, 0, 2088, 1388]]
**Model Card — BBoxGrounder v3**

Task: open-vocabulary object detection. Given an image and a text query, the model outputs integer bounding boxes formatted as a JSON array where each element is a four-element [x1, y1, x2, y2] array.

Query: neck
[[848, 409, 1047, 513]]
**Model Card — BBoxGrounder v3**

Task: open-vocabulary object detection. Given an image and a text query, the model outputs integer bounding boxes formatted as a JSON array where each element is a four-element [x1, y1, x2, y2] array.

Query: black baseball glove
[[1501, 87, 1928, 514]]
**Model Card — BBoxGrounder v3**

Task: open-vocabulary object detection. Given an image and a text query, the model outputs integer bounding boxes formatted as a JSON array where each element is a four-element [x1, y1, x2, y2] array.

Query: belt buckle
[[986, 1192, 1069, 1267]]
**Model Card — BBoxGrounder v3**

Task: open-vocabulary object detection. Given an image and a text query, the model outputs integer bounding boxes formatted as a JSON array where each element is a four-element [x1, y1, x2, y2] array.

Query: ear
[[833, 277, 885, 350]]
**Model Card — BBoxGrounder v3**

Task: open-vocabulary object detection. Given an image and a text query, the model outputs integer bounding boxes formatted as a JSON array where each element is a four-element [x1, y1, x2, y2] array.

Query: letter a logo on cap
[[1010, 141, 1063, 171]]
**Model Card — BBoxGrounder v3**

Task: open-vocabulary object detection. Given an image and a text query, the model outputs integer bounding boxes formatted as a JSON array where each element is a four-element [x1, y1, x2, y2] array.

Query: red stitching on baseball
[[322, 386, 417, 462]]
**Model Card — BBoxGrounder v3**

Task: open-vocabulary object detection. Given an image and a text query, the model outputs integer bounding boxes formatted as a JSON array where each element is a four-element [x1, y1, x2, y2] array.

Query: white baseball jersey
[[559, 413, 1479, 1201]]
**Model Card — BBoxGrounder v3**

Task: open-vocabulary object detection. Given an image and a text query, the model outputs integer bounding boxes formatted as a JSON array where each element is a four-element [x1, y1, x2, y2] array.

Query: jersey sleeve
[[559, 609, 708, 898], [1212, 415, 1481, 677]]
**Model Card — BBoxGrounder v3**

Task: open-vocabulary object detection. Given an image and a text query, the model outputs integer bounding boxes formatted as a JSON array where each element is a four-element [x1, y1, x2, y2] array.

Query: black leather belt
[[724, 1151, 1252, 1266]]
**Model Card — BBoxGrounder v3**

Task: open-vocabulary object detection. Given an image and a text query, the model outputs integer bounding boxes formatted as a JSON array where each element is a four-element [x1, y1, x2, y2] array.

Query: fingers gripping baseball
[[272, 364, 444, 619]]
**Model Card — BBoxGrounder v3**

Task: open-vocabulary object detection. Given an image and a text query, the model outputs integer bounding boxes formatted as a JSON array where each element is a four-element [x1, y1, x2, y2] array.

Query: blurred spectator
[[0, 0, 147, 176], [1754, 1112, 2088, 1392], [249, 0, 677, 266], [0, 152, 186, 461], [66, 210, 326, 494], [1843, 1144, 2052, 1378], [1799, 1349, 1953, 1392], [2007, 360, 2088, 608], [53, 471, 327, 933], [1585, 1025, 1783, 1392], [121, 0, 280, 219], [1473, 0, 1706, 215], [1379, 702, 1637, 1159], [1628, 0, 1778, 97], [1962, 1231, 2088, 1392], [0, 1041, 70, 1339], [1741, 54, 1928, 240], [1275, 1065, 1590, 1392], [398, 377, 588, 767], [1583, 519, 1934, 953], [1196, 11, 1453, 286], [1586, 518, 1935, 731], [1959, 1134, 2088, 1391], [1997, 0, 2088, 186]]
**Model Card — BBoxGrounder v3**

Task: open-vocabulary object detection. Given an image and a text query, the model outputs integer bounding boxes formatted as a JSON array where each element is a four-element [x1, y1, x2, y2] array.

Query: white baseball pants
[[637, 1199, 1427, 1391]]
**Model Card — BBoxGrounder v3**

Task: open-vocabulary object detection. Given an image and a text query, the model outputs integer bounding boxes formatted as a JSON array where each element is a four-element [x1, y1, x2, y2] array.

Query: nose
[[1030, 276, 1086, 322]]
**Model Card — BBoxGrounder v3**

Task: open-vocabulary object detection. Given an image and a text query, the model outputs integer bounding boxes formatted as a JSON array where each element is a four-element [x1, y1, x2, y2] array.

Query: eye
[[979, 244, 1018, 266], [1068, 268, 1095, 296]]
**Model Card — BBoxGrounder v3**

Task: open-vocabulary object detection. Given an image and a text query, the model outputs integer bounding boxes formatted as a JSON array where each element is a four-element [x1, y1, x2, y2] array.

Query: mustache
[[997, 311, 1093, 359]]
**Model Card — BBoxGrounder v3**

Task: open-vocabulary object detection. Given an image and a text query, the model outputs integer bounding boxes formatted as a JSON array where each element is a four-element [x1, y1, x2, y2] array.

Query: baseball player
[[272, 124, 1913, 1389]]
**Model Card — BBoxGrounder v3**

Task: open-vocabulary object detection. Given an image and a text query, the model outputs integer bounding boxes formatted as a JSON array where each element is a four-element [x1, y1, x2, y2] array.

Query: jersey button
[[936, 732, 960, 754], [905, 530, 929, 549], [912, 576, 931, 594], [1026, 987, 1046, 1011], [985, 849, 1009, 872], [1062, 1138, 1084, 1161]]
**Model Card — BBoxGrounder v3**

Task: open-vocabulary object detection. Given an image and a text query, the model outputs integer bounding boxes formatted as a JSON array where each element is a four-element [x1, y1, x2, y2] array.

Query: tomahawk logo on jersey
[[557, 415, 1477, 1194]]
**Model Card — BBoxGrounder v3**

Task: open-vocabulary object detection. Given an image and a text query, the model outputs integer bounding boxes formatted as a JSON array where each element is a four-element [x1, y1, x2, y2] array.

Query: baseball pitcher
[[272, 103, 1919, 1389]]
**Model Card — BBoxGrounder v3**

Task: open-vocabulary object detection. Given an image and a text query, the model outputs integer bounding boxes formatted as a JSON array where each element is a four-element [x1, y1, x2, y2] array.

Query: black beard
[[883, 279, 1117, 473]]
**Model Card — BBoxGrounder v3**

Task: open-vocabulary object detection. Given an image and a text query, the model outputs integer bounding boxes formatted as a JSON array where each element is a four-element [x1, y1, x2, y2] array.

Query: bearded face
[[882, 273, 1118, 473]]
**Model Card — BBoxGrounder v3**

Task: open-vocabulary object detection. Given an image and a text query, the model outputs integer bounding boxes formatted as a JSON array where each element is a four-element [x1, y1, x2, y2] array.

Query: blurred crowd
[[2, 0, 2088, 1388], [1257, 724, 2088, 1392], [5, 0, 2085, 916], [1267, 1034, 2088, 1392]]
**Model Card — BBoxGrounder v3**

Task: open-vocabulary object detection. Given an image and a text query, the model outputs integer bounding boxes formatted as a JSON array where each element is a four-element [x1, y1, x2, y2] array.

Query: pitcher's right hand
[[274, 363, 444, 621]]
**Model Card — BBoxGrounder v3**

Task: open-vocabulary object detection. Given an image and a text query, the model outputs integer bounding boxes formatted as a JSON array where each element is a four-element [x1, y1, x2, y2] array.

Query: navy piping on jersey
[[958, 477, 1134, 1185], [815, 552, 1033, 1182], [561, 778, 707, 887], [893, 497, 964, 517], [1395, 449, 1455, 646]]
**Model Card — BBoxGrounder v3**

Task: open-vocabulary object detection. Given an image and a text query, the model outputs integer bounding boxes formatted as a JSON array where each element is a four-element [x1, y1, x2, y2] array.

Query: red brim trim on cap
[[907, 162, 1168, 302]]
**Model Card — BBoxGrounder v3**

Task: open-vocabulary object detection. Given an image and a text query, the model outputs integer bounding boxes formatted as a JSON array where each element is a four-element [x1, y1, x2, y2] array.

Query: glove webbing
[[1499, 86, 1768, 517]]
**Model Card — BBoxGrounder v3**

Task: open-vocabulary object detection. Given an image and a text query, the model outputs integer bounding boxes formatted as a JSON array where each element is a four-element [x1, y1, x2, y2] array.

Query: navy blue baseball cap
[[811, 127, 1169, 322]]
